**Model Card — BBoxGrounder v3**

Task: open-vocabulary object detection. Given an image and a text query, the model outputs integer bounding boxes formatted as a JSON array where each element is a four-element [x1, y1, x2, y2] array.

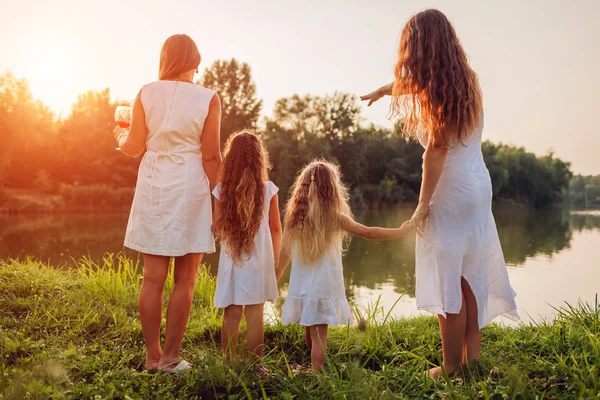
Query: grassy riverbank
[[1, 257, 599, 399]]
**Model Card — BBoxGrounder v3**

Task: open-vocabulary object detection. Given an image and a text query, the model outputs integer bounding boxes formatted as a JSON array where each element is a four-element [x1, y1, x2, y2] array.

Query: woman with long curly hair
[[277, 160, 413, 372], [212, 130, 282, 364], [361, 9, 518, 378]]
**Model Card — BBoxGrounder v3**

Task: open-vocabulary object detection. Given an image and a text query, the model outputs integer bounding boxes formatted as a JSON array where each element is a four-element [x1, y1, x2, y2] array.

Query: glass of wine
[[115, 105, 132, 129], [114, 106, 132, 151]]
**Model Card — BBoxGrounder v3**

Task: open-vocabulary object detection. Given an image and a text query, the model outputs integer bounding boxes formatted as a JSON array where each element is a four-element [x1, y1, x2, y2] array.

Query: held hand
[[411, 203, 430, 237], [399, 220, 415, 235], [360, 88, 384, 106], [112, 125, 128, 140]]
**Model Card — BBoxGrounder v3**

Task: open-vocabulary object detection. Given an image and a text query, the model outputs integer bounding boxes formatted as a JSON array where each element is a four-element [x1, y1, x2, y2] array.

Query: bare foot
[[422, 365, 463, 380], [426, 366, 444, 379], [145, 356, 161, 371]]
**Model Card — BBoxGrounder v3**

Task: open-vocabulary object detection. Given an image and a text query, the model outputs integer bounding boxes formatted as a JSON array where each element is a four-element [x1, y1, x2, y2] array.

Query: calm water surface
[[1, 206, 599, 325]]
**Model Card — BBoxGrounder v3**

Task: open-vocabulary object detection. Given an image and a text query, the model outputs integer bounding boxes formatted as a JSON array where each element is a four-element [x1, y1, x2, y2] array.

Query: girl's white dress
[[282, 245, 353, 326], [213, 181, 279, 308], [124, 81, 216, 256], [416, 116, 519, 328]]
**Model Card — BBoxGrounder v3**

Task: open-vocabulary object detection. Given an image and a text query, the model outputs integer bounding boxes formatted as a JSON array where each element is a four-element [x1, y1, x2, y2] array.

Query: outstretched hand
[[411, 203, 430, 237], [360, 88, 384, 106]]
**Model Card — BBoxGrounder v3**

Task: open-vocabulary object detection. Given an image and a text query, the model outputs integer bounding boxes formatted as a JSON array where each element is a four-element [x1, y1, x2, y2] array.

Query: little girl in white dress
[[212, 131, 281, 363], [277, 160, 413, 372]]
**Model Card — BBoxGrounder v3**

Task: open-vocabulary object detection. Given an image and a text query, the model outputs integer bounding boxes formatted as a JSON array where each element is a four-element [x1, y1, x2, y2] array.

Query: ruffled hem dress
[[282, 245, 353, 326]]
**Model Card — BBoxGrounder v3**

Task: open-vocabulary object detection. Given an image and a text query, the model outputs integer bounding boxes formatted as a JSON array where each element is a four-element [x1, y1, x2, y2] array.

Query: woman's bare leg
[[461, 277, 482, 366], [309, 324, 328, 372], [429, 293, 467, 378], [244, 303, 265, 361], [139, 254, 170, 370], [159, 252, 202, 370], [222, 305, 243, 360]]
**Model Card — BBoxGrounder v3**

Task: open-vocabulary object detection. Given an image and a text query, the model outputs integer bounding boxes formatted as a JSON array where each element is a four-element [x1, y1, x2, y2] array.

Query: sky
[[1, 0, 599, 174]]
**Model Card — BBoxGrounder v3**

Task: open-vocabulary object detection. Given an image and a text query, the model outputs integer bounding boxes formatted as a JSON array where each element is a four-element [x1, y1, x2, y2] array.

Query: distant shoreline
[[1, 187, 597, 215]]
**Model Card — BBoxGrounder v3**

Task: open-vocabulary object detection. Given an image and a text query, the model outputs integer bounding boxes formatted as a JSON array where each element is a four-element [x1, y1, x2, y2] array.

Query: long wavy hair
[[390, 9, 483, 147], [283, 160, 352, 264], [214, 130, 271, 264]]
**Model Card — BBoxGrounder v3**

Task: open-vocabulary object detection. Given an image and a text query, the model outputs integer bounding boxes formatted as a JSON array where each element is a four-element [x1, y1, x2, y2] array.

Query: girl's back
[[214, 181, 279, 307], [213, 130, 282, 363]]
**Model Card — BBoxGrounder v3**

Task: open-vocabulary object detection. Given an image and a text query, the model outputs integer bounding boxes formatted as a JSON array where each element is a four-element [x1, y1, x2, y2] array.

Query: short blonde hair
[[159, 34, 201, 80]]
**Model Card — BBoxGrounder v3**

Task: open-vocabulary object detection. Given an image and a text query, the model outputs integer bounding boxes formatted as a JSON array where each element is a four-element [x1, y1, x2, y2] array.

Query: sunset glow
[[0, 0, 598, 173], [25, 46, 79, 115]]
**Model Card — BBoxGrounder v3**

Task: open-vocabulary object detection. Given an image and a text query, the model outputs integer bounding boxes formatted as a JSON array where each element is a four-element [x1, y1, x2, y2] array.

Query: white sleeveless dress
[[416, 117, 519, 328], [282, 245, 353, 326], [124, 81, 216, 256], [213, 181, 280, 307]]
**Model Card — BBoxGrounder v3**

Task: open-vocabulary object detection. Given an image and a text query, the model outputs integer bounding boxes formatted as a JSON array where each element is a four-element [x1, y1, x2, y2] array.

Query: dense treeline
[[569, 174, 600, 209], [0, 60, 575, 210]]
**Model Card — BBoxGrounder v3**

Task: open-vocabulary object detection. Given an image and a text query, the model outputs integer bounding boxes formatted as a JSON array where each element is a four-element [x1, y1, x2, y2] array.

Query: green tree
[[198, 59, 262, 147], [569, 174, 600, 209], [262, 93, 361, 199], [55, 89, 140, 187], [0, 71, 56, 188]]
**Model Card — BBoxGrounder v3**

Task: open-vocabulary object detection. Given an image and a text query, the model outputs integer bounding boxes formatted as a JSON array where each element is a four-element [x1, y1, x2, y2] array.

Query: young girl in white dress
[[277, 160, 414, 372], [212, 131, 281, 363], [361, 9, 519, 378]]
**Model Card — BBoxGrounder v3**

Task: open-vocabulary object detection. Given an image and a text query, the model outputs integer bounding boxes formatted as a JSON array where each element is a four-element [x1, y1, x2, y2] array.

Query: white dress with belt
[[124, 80, 216, 256]]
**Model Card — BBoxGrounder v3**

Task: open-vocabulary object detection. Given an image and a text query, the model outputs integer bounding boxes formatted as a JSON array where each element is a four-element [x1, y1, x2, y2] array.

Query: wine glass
[[114, 105, 132, 128], [114, 106, 132, 151]]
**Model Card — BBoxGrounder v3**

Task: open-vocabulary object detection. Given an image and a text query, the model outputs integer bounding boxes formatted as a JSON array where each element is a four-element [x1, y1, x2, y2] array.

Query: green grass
[[1, 256, 599, 399]]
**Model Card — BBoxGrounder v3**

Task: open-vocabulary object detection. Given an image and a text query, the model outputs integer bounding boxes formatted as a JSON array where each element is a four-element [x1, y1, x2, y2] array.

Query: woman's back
[[417, 117, 486, 178], [124, 80, 216, 257], [142, 80, 214, 154]]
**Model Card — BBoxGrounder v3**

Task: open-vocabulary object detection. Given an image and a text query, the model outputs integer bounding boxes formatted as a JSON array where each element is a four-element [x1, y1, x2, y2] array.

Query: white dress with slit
[[124, 81, 216, 256], [213, 182, 280, 308], [282, 245, 353, 326], [415, 116, 519, 328]]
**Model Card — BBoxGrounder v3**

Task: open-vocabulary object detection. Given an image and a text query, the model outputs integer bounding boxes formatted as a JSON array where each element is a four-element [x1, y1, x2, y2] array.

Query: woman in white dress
[[113, 34, 221, 373], [212, 131, 282, 363], [361, 10, 518, 378]]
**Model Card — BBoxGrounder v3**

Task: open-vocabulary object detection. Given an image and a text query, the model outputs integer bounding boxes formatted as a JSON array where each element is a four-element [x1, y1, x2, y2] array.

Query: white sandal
[[159, 359, 192, 374]]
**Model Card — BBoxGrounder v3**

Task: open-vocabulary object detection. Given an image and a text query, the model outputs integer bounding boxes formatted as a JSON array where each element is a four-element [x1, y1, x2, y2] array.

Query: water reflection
[[493, 206, 572, 265], [570, 211, 600, 232], [0, 213, 133, 265], [1, 207, 599, 323], [0, 207, 591, 273]]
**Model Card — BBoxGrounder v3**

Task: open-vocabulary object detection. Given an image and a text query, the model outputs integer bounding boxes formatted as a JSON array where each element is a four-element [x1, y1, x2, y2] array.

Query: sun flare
[[23, 42, 81, 116]]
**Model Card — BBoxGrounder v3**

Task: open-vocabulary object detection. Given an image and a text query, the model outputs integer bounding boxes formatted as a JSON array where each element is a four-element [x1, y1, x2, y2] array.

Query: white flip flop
[[159, 359, 192, 374]]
